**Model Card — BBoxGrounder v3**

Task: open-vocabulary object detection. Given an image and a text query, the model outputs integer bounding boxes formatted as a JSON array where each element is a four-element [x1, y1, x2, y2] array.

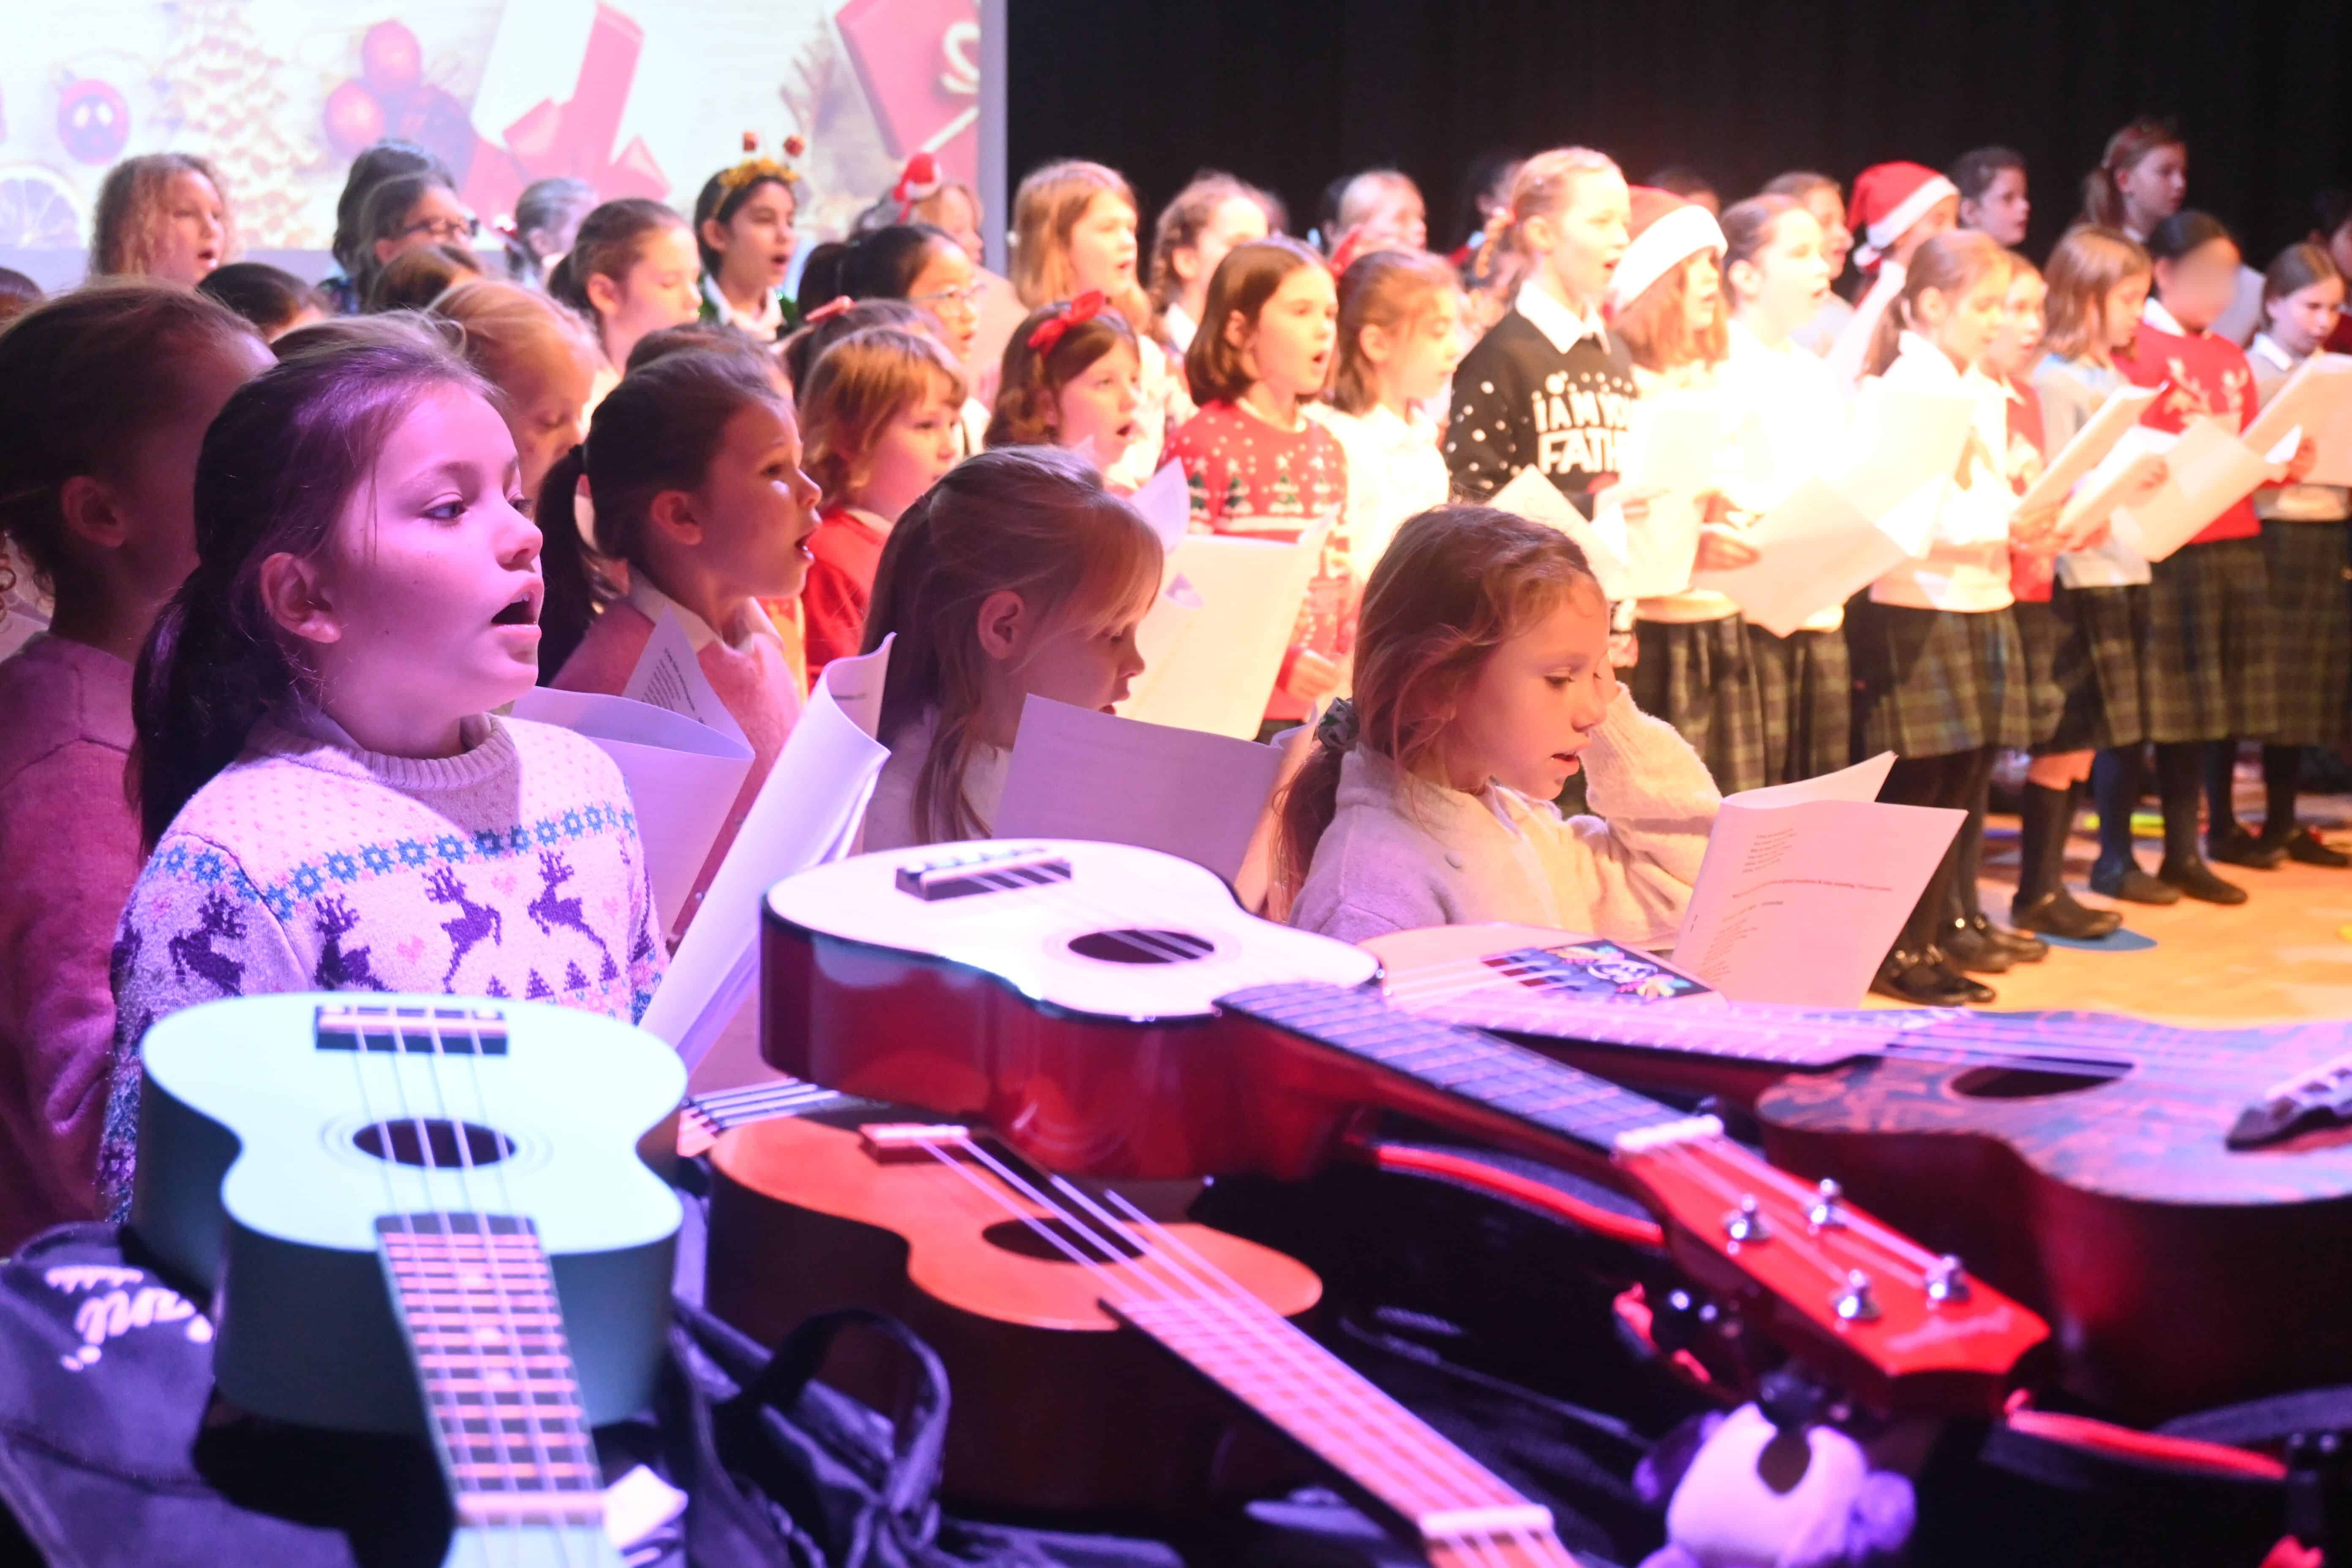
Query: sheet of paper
[[509, 688, 754, 939], [1835, 381, 1979, 520], [1115, 518, 1330, 738], [995, 695, 1284, 885], [1688, 479, 1905, 637], [2110, 418, 2274, 561], [2014, 384, 2164, 515], [2245, 352, 2352, 487], [1671, 779, 1963, 1007], [1490, 466, 1632, 599], [640, 636, 893, 1076], [2055, 424, 2172, 543], [621, 609, 749, 748], [1127, 460, 1192, 553]]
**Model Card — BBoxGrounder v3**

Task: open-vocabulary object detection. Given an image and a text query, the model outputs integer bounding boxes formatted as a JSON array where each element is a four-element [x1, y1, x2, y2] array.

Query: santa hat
[[1848, 162, 1959, 270], [1606, 188, 1726, 312], [892, 152, 942, 223]]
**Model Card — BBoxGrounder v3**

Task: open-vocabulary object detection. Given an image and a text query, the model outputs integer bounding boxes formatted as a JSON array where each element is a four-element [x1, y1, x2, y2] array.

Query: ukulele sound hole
[[1949, 1065, 2124, 1100], [1067, 928, 1215, 965], [982, 1217, 1145, 1263], [352, 1118, 517, 1168]]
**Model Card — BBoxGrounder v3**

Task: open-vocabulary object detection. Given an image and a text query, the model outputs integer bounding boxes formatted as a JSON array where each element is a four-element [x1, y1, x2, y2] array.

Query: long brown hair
[[1275, 505, 1599, 898], [1863, 229, 2009, 377], [863, 446, 1162, 842], [1328, 249, 1458, 416], [1612, 255, 1728, 373], [547, 199, 689, 318], [987, 300, 1139, 446], [90, 152, 235, 278], [1184, 237, 1326, 406], [133, 318, 489, 845], [1010, 160, 1152, 333], [2263, 241, 2343, 306], [2040, 226, 2151, 362], [2079, 119, 2184, 231], [1147, 172, 1280, 316]]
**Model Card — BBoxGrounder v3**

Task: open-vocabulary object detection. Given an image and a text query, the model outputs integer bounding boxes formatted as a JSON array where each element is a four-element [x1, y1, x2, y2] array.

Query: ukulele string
[[914, 1134, 1503, 1545], [690, 1078, 842, 1132], [432, 1010, 583, 1566]]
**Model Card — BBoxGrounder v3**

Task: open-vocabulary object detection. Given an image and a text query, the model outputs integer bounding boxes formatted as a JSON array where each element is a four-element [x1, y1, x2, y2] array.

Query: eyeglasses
[[910, 282, 985, 311], [400, 215, 480, 244]]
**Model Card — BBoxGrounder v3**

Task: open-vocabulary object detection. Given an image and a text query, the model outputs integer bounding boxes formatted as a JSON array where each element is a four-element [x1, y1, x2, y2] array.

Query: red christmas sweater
[[1166, 400, 1354, 723], [2117, 300, 2261, 546], [2004, 376, 2054, 603], [802, 504, 889, 682]]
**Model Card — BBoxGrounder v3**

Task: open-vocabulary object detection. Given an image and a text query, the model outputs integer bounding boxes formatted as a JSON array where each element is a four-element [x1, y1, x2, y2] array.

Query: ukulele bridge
[[2229, 1049, 2352, 1149], [893, 846, 1073, 901]]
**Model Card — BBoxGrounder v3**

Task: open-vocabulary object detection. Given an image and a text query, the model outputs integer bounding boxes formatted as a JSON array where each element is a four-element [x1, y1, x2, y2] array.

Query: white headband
[[1606, 204, 1727, 312], [1854, 174, 1959, 267]]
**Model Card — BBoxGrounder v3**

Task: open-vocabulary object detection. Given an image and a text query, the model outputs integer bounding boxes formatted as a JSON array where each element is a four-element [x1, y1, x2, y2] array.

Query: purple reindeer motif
[[312, 898, 387, 991], [527, 851, 615, 977], [423, 867, 504, 987], [167, 892, 246, 997]]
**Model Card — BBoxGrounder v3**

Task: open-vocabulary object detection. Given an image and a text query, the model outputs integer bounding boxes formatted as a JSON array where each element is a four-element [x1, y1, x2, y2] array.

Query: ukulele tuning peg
[[1925, 1254, 1971, 1305], [1832, 1269, 1881, 1323], [1806, 1178, 1847, 1231], [1723, 1193, 1770, 1244]]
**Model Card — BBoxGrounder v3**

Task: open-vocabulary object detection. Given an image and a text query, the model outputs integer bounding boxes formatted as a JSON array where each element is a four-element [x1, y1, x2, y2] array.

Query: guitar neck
[[1105, 1293, 1572, 1563], [375, 1213, 620, 1567], [1221, 982, 1717, 1162]]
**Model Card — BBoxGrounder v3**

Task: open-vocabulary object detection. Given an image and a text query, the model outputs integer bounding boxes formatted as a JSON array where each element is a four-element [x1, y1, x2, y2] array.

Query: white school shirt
[[2249, 334, 2351, 522], [1825, 262, 1904, 390], [1710, 319, 1850, 632], [1304, 400, 1448, 579], [623, 574, 776, 653], [1866, 333, 2015, 612], [1789, 291, 1855, 359]]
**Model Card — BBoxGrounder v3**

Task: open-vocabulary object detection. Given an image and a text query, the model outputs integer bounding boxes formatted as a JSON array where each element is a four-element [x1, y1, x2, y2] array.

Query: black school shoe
[[2269, 826, 2352, 868], [1872, 948, 1996, 1006], [1941, 917, 2013, 974], [2157, 856, 2249, 905], [2090, 853, 2183, 904], [2207, 827, 2288, 869], [1975, 913, 2049, 963], [2010, 888, 2126, 941]]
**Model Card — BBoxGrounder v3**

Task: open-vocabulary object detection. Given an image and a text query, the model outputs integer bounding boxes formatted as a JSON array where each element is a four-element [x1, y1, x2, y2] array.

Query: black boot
[[2089, 746, 2179, 904], [2207, 739, 2285, 868], [2157, 741, 2248, 904], [2012, 781, 2125, 939], [2258, 745, 2352, 866]]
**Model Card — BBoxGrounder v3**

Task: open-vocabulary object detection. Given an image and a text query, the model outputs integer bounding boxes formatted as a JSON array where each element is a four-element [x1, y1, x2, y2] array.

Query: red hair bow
[[1326, 223, 1367, 278], [893, 151, 942, 223], [805, 294, 855, 325], [1026, 290, 1105, 355]]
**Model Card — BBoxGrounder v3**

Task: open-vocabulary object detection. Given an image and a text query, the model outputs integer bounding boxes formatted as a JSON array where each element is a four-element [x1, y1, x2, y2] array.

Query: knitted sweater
[[0, 637, 141, 1251], [99, 713, 665, 1212], [552, 583, 802, 927], [2119, 298, 2262, 545], [1445, 283, 1636, 515], [1289, 690, 1721, 947]]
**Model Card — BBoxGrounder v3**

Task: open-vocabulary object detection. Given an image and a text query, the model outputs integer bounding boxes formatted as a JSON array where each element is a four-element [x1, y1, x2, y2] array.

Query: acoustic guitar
[[1360, 921, 2352, 1419], [131, 993, 685, 1568], [707, 1114, 1583, 1564], [757, 841, 2047, 1416]]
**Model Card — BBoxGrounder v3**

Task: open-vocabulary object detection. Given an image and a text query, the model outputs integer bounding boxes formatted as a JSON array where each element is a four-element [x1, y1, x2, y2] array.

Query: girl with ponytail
[[543, 349, 821, 930], [858, 446, 1162, 850], [1280, 505, 1719, 946], [0, 283, 267, 1251], [102, 317, 665, 1212]]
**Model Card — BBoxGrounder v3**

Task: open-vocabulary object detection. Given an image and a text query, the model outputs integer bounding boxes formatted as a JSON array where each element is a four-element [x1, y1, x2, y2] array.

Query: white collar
[[2141, 297, 2193, 338], [2249, 333, 2298, 373], [1894, 330, 1965, 382], [1162, 302, 1198, 354], [626, 574, 763, 653], [1514, 279, 1609, 354], [277, 699, 489, 756], [702, 276, 781, 338], [1727, 317, 1795, 359]]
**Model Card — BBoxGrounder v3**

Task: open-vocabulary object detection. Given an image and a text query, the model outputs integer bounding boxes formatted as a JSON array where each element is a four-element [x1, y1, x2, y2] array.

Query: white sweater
[[1289, 691, 1720, 947], [860, 706, 1010, 852], [1305, 400, 1450, 580], [1866, 333, 2016, 612]]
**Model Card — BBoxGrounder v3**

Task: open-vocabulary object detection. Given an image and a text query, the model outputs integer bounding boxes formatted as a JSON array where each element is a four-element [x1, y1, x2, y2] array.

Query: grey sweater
[[1288, 691, 1720, 947]]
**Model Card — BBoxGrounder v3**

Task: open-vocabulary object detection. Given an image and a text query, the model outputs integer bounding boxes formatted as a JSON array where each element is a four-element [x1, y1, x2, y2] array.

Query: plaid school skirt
[[1745, 622, 1853, 784], [2015, 584, 2148, 754], [2140, 536, 2281, 744], [1630, 615, 1771, 796], [2261, 521, 2351, 746], [1848, 598, 2032, 760]]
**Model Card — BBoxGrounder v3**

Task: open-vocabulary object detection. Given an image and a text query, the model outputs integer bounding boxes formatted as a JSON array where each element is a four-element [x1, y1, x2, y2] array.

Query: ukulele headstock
[[1615, 1135, 2047, 1416]]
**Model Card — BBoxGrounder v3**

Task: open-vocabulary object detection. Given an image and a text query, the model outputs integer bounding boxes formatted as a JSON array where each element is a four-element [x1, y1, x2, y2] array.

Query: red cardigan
[[802, 504, 890, 682], [2116, 306, 2262, 546]]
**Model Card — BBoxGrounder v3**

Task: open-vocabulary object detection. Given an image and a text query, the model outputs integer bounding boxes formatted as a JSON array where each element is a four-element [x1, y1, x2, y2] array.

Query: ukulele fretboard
[[1219, 983, 1712, 1154], [375, 1213, 604, 1527]]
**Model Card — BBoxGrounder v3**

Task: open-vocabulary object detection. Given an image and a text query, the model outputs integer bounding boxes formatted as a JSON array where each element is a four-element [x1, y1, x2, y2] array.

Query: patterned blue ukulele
[[131, 993, 685, 1568]]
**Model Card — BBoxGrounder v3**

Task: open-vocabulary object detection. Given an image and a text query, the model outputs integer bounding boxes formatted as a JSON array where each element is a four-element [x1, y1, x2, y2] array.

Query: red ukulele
[[708, 1116, 1582, 1564], [756, 841, 2048, 1417]]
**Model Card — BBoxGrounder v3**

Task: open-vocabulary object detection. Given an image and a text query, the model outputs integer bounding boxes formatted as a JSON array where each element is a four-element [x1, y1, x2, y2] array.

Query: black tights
[[1884, 746, 1997, 958], [2096, 740, 2265, 868], [2205, 740, 2306, 842]]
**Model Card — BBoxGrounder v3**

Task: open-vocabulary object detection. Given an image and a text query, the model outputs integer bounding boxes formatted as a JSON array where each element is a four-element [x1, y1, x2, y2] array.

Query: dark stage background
[[1007, 0, 2352, 270]]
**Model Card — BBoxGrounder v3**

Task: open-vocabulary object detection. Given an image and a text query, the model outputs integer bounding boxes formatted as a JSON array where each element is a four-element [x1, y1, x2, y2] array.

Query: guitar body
[[761, 841, 1384, 1180], [707, 1116, 1322, 1514], [1362, 923, 2352, 1419], [133, 992, 685, 1437]]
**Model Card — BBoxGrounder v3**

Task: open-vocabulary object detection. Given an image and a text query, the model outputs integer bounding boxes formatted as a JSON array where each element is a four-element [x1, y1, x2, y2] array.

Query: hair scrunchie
[[1315, 697, 1359, 753]]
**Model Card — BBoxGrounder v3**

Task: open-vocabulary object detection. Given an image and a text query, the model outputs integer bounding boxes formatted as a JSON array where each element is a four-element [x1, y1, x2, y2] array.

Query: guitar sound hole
[[1066, 928, 1214, 965], [353, 1118, 517, 1168], [1949, 1065, 2124, 1100], [982, 1217, 1145, 1264]]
